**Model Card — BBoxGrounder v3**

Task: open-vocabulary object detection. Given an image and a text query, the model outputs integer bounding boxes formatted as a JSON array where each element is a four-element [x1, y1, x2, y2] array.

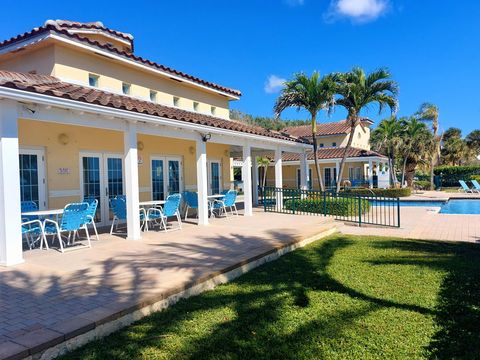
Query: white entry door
[[150, 156, 183, 200], [19, 148, 47, 209], [208, 160, 222, 195], [80, 152, 124, 226]]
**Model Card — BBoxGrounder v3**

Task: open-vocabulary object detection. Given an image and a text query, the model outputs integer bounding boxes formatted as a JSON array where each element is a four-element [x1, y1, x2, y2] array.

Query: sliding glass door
[[151, 156, 183, 200]]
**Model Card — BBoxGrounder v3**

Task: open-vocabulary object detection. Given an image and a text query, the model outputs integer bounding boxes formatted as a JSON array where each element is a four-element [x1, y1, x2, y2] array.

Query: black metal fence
[[260, 187, 400, 228]]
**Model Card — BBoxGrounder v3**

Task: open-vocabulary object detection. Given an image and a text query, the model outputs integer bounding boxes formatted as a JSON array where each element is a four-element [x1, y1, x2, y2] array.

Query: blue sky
[[1, 0, 479, 134]]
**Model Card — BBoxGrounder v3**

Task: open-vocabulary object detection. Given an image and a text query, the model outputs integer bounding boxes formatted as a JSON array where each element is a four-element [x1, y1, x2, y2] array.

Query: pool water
[[398, 199, 480, 214]]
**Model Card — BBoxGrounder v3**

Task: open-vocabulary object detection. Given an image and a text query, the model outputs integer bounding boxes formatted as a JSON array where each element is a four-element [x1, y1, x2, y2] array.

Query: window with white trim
[[88, 74, 99, 87], [122, 82, 131, 95], [150, 90, 157, 102], [173, 96, 180, 107], [193, 102, 199, 112], [211, 106, 216, 115]]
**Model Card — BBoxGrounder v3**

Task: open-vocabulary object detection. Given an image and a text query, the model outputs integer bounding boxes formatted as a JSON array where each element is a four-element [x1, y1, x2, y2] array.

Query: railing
[[260, 187, 400, 228]]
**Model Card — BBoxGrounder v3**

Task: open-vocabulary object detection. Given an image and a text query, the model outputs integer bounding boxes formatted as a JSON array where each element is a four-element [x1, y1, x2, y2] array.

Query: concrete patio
[[0, 209, 336, 360]]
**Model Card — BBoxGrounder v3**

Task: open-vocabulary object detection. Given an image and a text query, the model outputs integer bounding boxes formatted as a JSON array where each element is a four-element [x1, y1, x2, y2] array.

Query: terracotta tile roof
[[0, 21, 241, 98], [281, 147, 386, 162], [0, 70, 303, 143], [283, 118, 373, 138]]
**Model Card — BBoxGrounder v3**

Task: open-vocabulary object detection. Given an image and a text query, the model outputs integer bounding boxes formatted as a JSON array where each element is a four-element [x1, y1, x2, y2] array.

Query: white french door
[[150, 156, 183, 200], [19, 148, 47, 209], [208, 160, 222, 195], [80, 152, 124, 226], [324, 167, 337, 189]]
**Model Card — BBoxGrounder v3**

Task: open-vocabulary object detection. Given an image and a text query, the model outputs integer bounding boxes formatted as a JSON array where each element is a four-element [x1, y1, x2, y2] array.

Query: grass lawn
[[62, 234, 480, 359]]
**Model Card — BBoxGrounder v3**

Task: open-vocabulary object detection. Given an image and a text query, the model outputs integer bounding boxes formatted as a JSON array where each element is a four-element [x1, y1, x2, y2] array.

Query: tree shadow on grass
[[63, 234, 468, 360], [369, 239, 480, 359]]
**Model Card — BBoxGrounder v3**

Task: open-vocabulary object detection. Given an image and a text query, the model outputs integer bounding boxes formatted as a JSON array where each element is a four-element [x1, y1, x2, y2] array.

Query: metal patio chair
[[146, 193, 182, 232]]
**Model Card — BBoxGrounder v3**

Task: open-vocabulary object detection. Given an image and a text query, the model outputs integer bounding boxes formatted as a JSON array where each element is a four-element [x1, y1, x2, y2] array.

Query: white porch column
[[242, 144, 253, 216], [0, 101, 23, 266], [368, 159, 373, 189], [300, 151, 309, 190], [274, 148, 283, 209], [124, 122, 142, 240], [252, 154, 259, 206], [196, 138, 209, 225]]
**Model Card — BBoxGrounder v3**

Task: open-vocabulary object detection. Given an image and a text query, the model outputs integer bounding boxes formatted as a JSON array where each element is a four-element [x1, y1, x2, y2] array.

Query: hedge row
[[284, 196, 370, 217], [344, 188, 412, 198], [434, 165, 480, 187]]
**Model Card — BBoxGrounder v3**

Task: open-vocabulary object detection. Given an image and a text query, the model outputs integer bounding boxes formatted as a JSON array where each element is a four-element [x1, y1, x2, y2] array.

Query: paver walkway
[[341, 206, 480, 242], [0, 209, 335, 359]]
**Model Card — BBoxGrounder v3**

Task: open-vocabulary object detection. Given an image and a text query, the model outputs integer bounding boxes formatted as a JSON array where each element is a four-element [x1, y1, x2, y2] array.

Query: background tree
[[370, 116, 402, 187], [335, 67, 398, 192], [256, 156, 271, 188], [399, 117, 433, 185], [440, 127, 476, 165], [466, 130, 480, 155], [274, 72, 336, 191], [416, 103, 440, 190]]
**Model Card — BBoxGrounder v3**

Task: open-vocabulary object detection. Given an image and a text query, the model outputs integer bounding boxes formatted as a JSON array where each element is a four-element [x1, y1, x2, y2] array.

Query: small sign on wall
[[138, 155, 143, 165], [57, 168, 71, 175]]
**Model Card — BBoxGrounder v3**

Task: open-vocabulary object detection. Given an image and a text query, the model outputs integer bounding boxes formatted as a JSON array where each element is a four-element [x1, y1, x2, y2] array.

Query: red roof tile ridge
[[0, 23, 241, 97], [0, 70, 303, 144]]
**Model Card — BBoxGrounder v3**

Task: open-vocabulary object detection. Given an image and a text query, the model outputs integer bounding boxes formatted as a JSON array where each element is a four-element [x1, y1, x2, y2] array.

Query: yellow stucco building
[[0, 20, 313, 266]]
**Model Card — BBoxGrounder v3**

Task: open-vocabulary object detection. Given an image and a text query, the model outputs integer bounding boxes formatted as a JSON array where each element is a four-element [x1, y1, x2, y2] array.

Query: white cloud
[[327, 0, 388, 23], [284, 0, 304, 6], [264, 75, 286, 94]]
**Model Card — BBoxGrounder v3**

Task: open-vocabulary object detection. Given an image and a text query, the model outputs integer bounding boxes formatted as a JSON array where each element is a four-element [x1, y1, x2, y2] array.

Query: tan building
[[262, 119, 389, 189], [0, 20, 311, 266]]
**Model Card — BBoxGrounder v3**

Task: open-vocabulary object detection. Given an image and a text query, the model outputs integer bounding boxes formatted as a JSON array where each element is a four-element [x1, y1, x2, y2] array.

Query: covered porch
[[0, 92, 310, 266]]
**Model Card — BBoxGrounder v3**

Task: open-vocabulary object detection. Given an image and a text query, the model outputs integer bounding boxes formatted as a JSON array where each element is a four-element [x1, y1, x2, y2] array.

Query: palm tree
[[399, 117, 432, 185], [256, 156, 271, 188], [334, 67, 399, 192], [466, 129, 480, 154], [370, 116, 402, 187], [274, 72, 336, 191], [416, 103, 440, 190]]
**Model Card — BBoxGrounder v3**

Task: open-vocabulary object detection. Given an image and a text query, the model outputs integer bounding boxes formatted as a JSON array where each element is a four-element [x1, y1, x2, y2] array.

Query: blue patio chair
[[21, 201, 38, 222], [212, 190, 238, 218], [21, 219, 46, 250], [146, 193, 182, 232], [83, 197, 99, 240], [183, 191, 198, 220], [459, 180, 478, 193], [43, 202, 91, 253], [472, 180, 480, 192], [110, 196, 146, 235]]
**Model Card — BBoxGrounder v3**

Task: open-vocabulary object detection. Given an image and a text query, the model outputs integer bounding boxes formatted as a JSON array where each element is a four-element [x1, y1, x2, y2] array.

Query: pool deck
[[341, 193, 480, 243], [404, 190, 480, 201]]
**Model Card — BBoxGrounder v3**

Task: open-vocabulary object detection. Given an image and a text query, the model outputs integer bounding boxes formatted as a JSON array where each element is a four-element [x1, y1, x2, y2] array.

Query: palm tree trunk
[[262, 165, 268, 188], [312, 133, 325, 191], [390, 145, 397, 187], [311, 114, 325, 192], [336, 115, 356, 192], [401, 155, 408, 186]]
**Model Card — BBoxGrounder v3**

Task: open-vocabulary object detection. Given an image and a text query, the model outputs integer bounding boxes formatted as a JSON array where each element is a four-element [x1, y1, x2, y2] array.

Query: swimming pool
[[398, 199, 480, 214]]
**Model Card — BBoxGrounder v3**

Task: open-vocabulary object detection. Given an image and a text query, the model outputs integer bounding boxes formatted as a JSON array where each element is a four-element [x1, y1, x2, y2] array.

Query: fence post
[[397, 198, 400, 227], [292, 189, 296, 215], [358, 196, 362, 227], [323, 191, 327, 217], [263, 187, 267, 212]]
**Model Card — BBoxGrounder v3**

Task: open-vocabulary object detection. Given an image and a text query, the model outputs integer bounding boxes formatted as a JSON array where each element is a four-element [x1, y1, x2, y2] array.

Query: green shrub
[[470, 175, 480, 182], [284, 196, 370, 216], [434, 165, 480, 187], [344, 188, 411, 197], [414, 180, 431, 190]]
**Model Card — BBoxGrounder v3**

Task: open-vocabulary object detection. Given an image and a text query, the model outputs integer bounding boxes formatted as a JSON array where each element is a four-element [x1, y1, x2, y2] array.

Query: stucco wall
[[18, 119, 232, 208], [52, 44, 231, 119]]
